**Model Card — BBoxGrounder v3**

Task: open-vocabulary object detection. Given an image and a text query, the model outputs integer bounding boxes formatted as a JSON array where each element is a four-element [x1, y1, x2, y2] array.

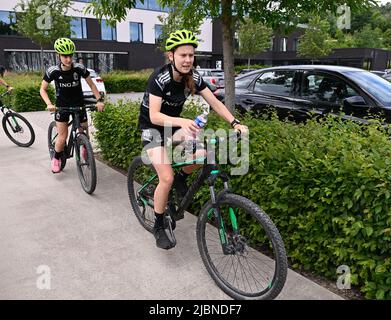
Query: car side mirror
[[343, 96, 367, 107]]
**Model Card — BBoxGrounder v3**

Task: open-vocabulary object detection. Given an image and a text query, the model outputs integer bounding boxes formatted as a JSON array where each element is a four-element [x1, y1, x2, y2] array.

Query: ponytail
[[183, 69, 196, 95]]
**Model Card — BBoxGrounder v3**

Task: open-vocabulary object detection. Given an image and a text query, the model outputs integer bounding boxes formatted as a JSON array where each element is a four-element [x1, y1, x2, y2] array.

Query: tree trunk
[[221, 0, 235, 113], [40, 46, 45, 73], [247, 58, 250, 69]]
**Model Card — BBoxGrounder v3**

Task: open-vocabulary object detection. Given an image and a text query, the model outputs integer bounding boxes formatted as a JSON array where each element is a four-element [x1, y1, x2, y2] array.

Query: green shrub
[[93, 101, 391, 299], [102, 70, 153, 93], [0, 72, 55, 112]]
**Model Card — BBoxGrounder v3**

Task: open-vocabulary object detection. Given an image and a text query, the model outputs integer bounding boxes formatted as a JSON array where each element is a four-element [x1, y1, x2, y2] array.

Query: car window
[[198, 70, 211, 77], [211, 71, 224, 78], [345, 70, 391, 107], [235, 73, 258, 89], [301, 72, 358, 104], [253, 71, 294, 96]]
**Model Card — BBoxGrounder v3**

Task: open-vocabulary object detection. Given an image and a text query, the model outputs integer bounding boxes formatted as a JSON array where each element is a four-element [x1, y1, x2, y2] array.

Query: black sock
[[54, 151, 63, 160], [154, 211, 164, 228]]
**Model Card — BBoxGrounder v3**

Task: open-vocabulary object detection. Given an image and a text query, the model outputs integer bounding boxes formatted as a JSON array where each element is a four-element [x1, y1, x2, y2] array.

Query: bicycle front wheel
[[75, 133, 96, 194], [2, 112, 35, 147], [197, 193, 288, 300]]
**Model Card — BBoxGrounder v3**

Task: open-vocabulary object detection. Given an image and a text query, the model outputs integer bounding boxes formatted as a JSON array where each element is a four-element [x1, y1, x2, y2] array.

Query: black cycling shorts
[[55, 109, 88, 123], [141, 127, 180, 150]]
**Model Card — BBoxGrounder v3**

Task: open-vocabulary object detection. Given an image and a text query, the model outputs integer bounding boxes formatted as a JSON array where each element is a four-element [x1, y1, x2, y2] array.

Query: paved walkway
[[0, 100, 344, 300]]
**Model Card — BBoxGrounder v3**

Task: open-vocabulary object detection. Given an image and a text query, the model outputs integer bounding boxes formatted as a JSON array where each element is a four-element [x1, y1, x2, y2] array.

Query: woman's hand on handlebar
[[233, 124, 248, 134], [46, 104, 56, 112], [96, 101, 104, 112]]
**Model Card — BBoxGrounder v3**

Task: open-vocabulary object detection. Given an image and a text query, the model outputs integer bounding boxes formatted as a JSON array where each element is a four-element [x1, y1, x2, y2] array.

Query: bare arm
[[85, 76, 102, 100], [0, 78, 12, 91], [40, 80, 55, 110], [200, 87, 235, 123], [200, 87, 248, 132], [85, 76, 104, 111]]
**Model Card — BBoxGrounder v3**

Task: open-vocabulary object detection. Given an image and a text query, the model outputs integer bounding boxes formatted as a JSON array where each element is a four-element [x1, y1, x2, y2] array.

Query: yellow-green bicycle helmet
[[54, 38, 76, 55], [165, 29, 198, 51]]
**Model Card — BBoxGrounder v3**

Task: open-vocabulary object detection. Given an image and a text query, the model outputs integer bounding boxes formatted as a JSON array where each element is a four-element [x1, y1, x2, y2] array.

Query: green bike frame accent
[[208, 208, 228, 245], [171, 156, 206, 168], [11, 115, 18, 127], [229, 207, 238, 232]]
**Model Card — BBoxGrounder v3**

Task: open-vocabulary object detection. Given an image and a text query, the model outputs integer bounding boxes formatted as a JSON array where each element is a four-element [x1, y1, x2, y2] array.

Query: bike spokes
[[203, 201, 282, 298]]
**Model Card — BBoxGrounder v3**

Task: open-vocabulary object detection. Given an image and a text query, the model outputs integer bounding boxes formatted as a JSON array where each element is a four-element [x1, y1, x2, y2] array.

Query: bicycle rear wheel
[[75, 133, 96, 194], [127, 156, 157, 233], [197, 193, 287, 300], [47, 121, 67, 170], [2, 112, 35, 147]]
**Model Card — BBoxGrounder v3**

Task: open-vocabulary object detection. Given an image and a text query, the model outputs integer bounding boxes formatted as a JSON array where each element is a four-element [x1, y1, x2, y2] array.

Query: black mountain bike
[[0, 91, 35, 147], [127, 131, 288, 300], [48, 105, 97, 194]]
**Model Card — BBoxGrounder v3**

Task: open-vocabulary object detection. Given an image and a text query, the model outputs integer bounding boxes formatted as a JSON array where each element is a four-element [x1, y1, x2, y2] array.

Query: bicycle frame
[[137, 137, 238, 253], [51, 106, 93, 160], [1, 100, 24, 135]]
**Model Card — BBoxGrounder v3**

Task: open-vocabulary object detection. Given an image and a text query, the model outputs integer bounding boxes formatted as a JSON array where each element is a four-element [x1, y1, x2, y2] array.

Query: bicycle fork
[[207, 170, 239, 255]]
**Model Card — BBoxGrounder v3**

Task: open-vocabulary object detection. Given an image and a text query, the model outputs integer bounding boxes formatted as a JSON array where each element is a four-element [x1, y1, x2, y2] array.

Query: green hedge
[[93, 101, 391, 299], [101, 70, 152, 93], [0, 73, 55, 112]]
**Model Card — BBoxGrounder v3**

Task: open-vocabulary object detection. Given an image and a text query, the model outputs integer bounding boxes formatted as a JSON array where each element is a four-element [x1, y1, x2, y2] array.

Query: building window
[[293, 38, 299, 52], [130, 22, 143, 42], [0, 11, 17, 35], [101, 19, 117, 41], [71, 17, 87, 39], [270, 37, 275, 51], [280, 37, 287, 52], [135, 0, 169, 12], [155, 24, 162, 44]]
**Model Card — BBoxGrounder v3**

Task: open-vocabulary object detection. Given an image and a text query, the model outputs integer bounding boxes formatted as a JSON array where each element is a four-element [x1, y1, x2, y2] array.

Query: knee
[[159, 173, 174, 187]]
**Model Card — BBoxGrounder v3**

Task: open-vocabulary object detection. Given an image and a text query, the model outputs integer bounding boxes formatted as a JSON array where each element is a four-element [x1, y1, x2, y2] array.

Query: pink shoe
[[81, 145, 88, 161], [51, 157, 61, 173]]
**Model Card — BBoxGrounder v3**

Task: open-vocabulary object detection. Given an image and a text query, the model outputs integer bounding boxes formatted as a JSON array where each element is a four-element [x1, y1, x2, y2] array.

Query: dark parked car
[[215, 65, 391, 124]]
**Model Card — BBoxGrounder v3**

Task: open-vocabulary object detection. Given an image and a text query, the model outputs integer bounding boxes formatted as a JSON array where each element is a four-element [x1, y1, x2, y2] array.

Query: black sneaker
[[163, 212, 176, 230], [153, 226, 176, 250]]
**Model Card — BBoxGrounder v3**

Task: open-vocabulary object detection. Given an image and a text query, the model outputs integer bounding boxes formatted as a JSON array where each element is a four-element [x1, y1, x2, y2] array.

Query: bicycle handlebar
[[0, 91, 11, 98], [171, 129, 242, 148], [50, 105, 97, 113]]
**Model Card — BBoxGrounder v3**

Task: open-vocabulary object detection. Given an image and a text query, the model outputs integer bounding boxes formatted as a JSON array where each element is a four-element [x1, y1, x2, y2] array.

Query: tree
[[333, 28, 355, 48], [353, 24, 383, 48], [13, 0, 72, 72], [236, 18, 272, 68], [157, 1, 204, 54], [86, 0, 376, 112], [297, 15, 333, 63], [383, 28, 391, 50]]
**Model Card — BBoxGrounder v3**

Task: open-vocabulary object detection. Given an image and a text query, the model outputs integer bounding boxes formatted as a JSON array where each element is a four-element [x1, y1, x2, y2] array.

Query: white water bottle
[[194, 111, 208, 128], [193, 111, 208, 139]]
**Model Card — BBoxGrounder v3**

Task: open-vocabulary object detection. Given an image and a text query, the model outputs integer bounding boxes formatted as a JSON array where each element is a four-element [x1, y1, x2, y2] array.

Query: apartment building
[[0, 0, 218, 72]]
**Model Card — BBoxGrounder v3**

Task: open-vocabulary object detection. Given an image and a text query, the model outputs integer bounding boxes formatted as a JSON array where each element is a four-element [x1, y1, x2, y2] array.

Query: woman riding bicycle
[[39, 38, 104, 173], [0, 65, 13, 92], [138, 29, 247, 250]]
